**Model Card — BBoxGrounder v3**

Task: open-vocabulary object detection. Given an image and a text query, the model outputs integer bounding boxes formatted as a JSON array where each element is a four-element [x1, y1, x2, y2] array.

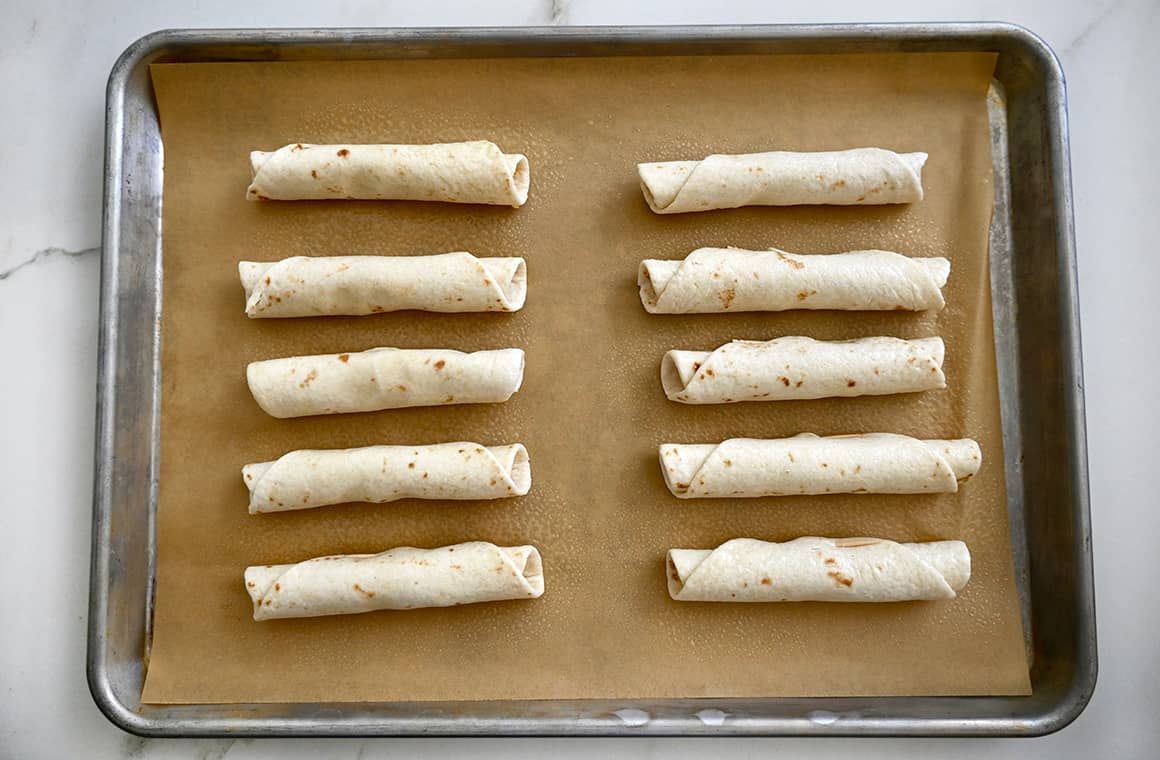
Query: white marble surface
[[1, 0, 1156, 757]]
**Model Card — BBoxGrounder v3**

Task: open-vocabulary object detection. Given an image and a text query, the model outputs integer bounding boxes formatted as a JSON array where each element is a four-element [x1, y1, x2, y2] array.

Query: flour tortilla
[[246, 141, 529, 206], [659, 434, 981, 498], [247, 347, 524, 419], [246, 542, 544, 620], [639, 148, 926, 214], [640, 248, 949, 313], [239, 253, 526, 317], [662, 336, 945, 404], [244, 443, 530, 514], [667, 537, 970, 602]]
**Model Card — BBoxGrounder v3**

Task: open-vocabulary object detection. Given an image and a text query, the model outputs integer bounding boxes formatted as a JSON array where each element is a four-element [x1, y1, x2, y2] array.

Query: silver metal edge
[[87, 30, 165, 737], [88, 22, 1095, 737], [1002, 22, 1098, 737]]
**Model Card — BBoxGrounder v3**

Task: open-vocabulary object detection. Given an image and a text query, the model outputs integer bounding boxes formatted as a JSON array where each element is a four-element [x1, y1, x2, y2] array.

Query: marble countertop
[[2, 0, 1156, 757]]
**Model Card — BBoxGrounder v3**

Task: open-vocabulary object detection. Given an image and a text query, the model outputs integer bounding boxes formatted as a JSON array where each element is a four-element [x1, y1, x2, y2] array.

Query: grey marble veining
[[0, 246, 99, 283]]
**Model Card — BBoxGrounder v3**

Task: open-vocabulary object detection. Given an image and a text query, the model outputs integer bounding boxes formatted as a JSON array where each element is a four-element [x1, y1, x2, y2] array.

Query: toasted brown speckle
[[827, 571, 854, 587]]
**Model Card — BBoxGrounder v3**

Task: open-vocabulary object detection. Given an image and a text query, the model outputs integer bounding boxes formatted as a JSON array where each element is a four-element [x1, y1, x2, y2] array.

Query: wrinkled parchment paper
[[142, 51, 1029, 703]]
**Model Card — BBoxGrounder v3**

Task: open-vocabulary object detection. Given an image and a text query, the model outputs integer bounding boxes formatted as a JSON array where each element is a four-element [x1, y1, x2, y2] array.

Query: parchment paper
[[142, 51, 1030, 703]]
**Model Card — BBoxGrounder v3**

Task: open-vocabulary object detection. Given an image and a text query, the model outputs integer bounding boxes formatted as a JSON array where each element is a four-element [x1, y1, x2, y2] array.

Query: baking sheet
[[142, 51, 1029, 704]]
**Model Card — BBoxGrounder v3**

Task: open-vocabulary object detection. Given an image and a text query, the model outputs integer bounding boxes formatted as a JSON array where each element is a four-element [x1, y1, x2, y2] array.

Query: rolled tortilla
[[659, 433, 981, 498], [244, 443, 531, 514], [239, 253, 526, 317], [640, 247, 950, 313], [667, 537, 970, 602], [247, 347, 524, 419], [662, 336, 945, 404], [246, 542, 544, 620], [246, 141, 530, 206], [639, 148, 926, 213]]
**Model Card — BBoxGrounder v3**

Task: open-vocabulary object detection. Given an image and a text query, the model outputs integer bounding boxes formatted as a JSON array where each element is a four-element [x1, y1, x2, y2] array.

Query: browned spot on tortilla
[[847, 380, 857, 387], [337, 149, 350, 157], [856, 195, 866, 202], [705, 368, 715, 377], [434, 360, 445, 370], [264, 276, 271, 285], [408, 462, 415, 469], [274, 583, 280, 591], [719, 286, 736, 309], [760, 577, 772, 586], [293, 143, 304, 150], [675, 482, 689, 490], [397, 384, 407, 391], [298, 369, 318, 388], [371, 305, 385, 313], [310, 169, 318, 179], [894, 305, 909, 310], [256, 194, 270, 201], [670, 568, 681, 582], [246, 581, 255, 587], [827, 571, 854, 587], [451, 564, 462, 570], [821, 462, 828, 468], [245, 473, 252, 480], [778, 376, 790, 387], [795, 380, 804, 388], [353, 583, 375, 597], [824, 558, 836, 566], [338, 354, 349, 362], [723, 459, 732, 467], [422, 472, 429, 479], [788, 452, 795, 462], [874, 367, 881, 375], [831, 179, 846, 189], [775, 250, 805, 269]]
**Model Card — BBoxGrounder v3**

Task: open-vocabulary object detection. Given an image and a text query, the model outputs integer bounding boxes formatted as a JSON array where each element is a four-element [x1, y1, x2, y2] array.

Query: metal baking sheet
[[89, 23, 1094, 736]]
